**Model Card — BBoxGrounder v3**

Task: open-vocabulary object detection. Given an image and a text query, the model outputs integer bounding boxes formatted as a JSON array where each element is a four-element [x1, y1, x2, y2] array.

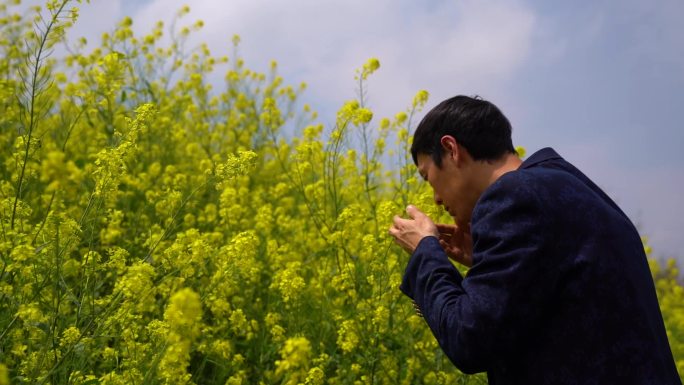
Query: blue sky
[[27, 0, 684, 262]]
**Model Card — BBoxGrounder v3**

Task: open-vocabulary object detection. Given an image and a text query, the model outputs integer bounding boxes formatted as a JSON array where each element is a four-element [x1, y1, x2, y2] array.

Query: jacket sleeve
[[400, 176, 560, 374]]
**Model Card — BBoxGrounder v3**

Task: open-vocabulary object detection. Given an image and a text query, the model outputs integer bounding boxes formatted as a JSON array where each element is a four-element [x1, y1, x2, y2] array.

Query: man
[[389, 95, 681, 384]]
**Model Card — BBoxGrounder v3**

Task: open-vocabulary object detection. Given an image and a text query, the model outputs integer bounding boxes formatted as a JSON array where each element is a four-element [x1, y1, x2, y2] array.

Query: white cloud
[[68, 0, 123, 46], [556, 140, 684, 262], [129, 0, 537, 121], [8, 0, 124, 50]]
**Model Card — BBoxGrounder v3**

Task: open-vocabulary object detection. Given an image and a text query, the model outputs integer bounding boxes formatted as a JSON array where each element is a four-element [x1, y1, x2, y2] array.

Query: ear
[[439, 135, 459, 162]]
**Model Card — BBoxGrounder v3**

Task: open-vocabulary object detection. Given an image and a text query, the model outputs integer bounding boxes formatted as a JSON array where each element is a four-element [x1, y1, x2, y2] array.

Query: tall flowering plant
[[0, 1, 681, 384]]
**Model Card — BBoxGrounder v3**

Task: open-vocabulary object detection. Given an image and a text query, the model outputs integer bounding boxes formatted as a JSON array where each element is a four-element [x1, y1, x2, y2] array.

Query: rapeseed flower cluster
[[649, 250, 684, 375], [275, 336, 312, 384], [0, 1, 681, 384]]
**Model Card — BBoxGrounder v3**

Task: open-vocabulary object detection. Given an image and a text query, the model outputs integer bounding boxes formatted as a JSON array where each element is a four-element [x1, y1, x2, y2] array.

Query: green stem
[[11, 0, 71, 229]]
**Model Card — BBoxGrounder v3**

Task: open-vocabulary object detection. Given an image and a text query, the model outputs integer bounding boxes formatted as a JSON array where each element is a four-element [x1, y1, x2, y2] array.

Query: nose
[[434, 192, 443, 206]]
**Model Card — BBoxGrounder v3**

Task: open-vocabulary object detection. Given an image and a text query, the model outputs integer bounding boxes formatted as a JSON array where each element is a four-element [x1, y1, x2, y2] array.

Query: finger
[[439, 233, 452, 240], [436, 223, 457, 233], [405, 205, 424, 220], [438, 235, 453, 247], [412, 301, 423, 318], [392, 215, 405, 227]]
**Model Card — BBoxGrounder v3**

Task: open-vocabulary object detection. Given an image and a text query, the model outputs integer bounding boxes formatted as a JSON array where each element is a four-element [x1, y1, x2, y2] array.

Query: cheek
[[437, 182, 452, 200], [452, 188, 471, 213], [445, 180, 462, 201]]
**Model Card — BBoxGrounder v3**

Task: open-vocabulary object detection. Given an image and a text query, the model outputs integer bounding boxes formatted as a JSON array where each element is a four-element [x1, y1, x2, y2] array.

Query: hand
[[436, 222, 473, 267], [389, 205, 439, 254]]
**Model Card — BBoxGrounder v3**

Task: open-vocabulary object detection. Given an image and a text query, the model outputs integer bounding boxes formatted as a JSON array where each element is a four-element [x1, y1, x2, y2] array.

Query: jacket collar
[[520, 147, 562, 169]]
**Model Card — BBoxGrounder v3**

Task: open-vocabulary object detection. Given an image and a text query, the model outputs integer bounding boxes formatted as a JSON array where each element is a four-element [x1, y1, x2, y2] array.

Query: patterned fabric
[[400, 148, 681, 384]]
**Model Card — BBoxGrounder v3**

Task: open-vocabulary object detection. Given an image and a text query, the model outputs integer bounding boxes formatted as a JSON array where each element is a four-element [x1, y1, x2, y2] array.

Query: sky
[[19, 0, 684, 263]]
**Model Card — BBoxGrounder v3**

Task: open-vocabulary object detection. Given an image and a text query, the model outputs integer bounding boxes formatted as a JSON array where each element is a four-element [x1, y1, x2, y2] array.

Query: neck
[[476, 152, 523, 190]]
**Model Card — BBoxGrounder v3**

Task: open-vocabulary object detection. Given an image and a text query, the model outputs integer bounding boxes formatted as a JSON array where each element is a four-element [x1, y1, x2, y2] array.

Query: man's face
[[416, 152, 478, 227]]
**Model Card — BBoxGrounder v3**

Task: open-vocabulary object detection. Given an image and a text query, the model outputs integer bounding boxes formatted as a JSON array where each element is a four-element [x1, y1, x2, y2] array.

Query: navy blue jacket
[[400, 148, 681, 384]]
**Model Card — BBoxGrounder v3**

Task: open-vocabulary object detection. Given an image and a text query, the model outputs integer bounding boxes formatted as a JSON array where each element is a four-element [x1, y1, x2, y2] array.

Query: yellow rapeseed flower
[[165, 287, 202, 335], [515, 145, 526, 159], [275, 336, 312, 378], [359, 57, 380, 80], [337, 320, 359, 353], [304, 367, 325, 385], [60, 326, 81, 347], [412, 90, 429, 109]]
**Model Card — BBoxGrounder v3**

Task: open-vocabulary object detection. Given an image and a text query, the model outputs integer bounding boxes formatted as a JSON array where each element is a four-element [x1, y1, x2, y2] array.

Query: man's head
[[411, 95, 519, 226], [411, 95, 515, 166]]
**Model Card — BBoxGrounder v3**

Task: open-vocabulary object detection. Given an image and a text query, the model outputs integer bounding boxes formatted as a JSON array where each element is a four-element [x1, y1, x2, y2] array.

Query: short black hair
[[411, 95, 516, 167]]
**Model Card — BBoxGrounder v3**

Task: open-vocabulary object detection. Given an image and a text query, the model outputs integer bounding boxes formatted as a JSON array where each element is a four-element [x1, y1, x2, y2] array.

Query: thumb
[[406, 205, 425, 220]]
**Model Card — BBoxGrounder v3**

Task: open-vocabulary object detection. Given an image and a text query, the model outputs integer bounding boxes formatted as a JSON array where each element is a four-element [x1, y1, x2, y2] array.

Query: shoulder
[[472, 167, 590, 227], [468, 169, 560, 267], [479, 167, 576, 206]]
